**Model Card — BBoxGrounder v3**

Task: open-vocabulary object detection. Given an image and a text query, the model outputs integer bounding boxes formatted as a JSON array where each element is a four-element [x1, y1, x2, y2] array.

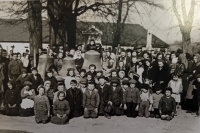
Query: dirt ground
[[0, 110, 199, 133]]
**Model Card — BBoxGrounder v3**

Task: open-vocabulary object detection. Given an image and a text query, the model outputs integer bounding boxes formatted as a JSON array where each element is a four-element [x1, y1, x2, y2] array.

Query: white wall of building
[[0, 42, 49, 54]]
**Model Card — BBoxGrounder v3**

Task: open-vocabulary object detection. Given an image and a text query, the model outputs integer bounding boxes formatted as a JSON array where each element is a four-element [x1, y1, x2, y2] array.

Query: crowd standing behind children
[[0, 41, 200, 125]]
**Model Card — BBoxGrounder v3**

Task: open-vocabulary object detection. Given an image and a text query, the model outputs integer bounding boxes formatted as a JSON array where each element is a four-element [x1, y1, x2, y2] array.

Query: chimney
[[146, 30, 152, 50]]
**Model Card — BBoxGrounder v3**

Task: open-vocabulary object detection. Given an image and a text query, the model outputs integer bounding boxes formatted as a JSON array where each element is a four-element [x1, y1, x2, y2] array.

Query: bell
[[59, 57, 78, 77], [37, 54, 47, 78], [37, 54, 54, 79], [82, 50, 102, 71]]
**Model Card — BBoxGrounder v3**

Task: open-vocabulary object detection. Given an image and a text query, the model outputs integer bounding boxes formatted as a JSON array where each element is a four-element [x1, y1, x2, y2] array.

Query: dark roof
[[0, 19, 168, 48]]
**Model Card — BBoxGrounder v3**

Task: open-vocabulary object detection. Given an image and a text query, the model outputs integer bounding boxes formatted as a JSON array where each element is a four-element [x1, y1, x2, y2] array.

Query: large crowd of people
[[0, 40, 200, 125]]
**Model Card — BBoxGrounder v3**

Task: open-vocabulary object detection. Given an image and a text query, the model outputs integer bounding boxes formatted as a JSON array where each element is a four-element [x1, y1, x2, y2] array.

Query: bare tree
[[27, 0, 42, 67], [172, 0, 195, 52]]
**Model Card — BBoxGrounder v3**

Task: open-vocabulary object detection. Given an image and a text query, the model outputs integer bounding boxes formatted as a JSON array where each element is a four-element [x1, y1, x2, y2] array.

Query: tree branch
[[172, 0, 183, 29], [181, 0, 187, 25], [187, 0, 195, 29]]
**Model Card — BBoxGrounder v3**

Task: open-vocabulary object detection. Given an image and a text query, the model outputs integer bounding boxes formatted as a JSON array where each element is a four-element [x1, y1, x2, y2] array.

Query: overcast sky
[[0, 0, 200, 44]]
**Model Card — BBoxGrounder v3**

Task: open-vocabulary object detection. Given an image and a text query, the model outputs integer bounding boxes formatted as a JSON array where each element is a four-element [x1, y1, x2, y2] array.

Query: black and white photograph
[[0, 0, 200, 133]]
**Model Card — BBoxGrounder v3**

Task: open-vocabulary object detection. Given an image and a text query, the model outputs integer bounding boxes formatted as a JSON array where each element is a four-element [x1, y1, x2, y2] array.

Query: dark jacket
[[158, 96, 176, 113], [154, 66, 169, 84], [96, 84, 112, 104], [8, 59, 22, 76], [66, 88, 83, 111], [124, 87, 140, 104], [45, 76, 57, 92], [27, 74, 43, 92], [83, 89, 100, 110], [110, 86, 123, 106], [5, 88, 21, 106], [142, 65, 155, 81]]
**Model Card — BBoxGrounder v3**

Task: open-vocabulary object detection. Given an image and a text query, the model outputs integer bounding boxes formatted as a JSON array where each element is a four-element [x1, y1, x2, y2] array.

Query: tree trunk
[[47, 0, 66, 47], [66, 14, 77, 49], [27, 0, 42, 67], [113, 0, 123, 49]]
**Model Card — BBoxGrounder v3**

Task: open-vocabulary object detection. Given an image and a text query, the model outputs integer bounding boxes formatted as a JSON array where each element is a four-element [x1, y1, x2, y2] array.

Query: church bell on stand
[[82, 50, 103, 71], [59, 57, 78, 77], [37, 54, 54, 79]]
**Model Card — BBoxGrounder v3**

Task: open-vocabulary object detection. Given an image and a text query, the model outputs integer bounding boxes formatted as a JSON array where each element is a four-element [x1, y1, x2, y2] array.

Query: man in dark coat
[[96, 76, 112, 119], [26, 67, 43, 94], [66, 80, 83, 118]]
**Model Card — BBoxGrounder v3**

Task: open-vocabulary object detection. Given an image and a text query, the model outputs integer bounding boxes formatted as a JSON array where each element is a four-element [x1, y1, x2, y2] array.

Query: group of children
[[2, 64, 192, 125]]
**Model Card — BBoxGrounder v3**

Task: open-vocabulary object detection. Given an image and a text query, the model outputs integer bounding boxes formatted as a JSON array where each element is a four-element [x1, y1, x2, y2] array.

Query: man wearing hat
[[26, 67, 43, 94], [96, 76, 112, 119], [83, 81, 99, 119], [136, 45, 143, 58]]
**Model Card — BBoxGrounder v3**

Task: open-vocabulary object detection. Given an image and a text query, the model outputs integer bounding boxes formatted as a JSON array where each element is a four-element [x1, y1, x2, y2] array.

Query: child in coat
[[108, 77, 123, 116], [122, 79, 130, 115], [34, 85, 50, 124], [51, 91, 70, 125], [159, 87, 176, 121], [168, 74, 183, 115], [138, 84, 153, 118], [53, 83, 66, 103], [123, 79, 140, 118], [83, 81, 100, 119], [150, 85, 163, 118], [4, 80, 21, 116]]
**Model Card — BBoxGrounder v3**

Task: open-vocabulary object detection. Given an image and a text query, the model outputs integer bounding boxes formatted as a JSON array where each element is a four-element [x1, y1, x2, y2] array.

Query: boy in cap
[[66, 80, 83, 118], [80, 78, 87, 93], [138, 84, 153, 118], [123, 79, 140, 118], [83, 81, 100, 119], [150, 84, 163, 118], [96, 76, 112, 119], [159, 87, 176, 120], [108, 77, 123, 116]]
